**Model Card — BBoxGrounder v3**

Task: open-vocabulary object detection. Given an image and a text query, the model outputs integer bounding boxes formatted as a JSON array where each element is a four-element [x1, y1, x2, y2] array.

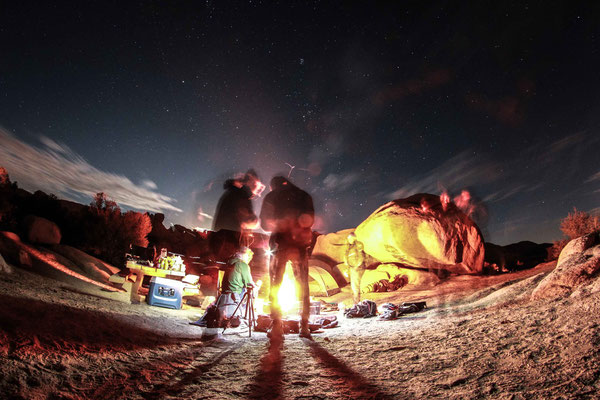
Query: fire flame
[[277, 261, 297, 314]]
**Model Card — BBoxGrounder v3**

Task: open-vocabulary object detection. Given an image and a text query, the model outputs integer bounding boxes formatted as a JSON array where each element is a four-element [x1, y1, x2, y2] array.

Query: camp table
[[126, 260, 185, 303]]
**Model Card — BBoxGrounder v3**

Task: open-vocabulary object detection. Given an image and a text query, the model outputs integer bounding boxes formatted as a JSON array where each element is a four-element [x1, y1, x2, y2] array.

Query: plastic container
[[147, 276, 184, 310]]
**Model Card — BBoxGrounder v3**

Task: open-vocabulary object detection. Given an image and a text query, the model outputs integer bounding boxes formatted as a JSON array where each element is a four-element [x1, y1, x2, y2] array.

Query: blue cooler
[[147, 277, 184, 309]]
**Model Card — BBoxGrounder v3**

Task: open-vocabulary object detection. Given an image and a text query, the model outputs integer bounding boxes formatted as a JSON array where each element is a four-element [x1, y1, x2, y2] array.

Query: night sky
[[1, 1, 599, 245]]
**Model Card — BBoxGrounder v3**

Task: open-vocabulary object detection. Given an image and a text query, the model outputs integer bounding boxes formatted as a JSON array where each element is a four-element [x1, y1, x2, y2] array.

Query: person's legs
[[269, 245, 288, 340], [350, 266, 365, 304], [223, 292, 243, 319], [292, 247, 311, 338]]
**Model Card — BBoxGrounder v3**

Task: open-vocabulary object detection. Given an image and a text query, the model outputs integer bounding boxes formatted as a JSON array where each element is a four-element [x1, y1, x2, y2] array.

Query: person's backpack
[[221, 315, 242, 328], [204, 304, 221, 328], [344, 300, 377, 318]]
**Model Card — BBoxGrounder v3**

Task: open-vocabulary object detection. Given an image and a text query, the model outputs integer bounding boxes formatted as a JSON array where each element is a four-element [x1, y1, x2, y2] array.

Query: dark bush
[[83, 193, 152, 266]]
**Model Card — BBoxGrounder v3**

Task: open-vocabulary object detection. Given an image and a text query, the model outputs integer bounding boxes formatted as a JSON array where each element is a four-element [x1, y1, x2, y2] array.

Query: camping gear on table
[[157, 253, 186, 273], [147, 276, 184, 309], [124, 249, 188, 304]]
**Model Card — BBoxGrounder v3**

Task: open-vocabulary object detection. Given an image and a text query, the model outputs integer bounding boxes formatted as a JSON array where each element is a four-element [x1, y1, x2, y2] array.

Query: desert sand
[[1, 260, 599, 400]]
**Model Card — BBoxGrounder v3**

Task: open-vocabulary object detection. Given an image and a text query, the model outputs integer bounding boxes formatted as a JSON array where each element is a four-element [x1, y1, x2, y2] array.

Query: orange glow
[[440, 191, 450, 211], [454, 190, 474, 216], [251, 180, 266, 198], [254, 297, 265, 315]]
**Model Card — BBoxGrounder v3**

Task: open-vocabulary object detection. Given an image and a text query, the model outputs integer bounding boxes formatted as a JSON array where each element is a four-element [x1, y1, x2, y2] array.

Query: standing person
[[260, 176, 314, 342], [211, 169, 264, 261], [345, 232, 366, 304]]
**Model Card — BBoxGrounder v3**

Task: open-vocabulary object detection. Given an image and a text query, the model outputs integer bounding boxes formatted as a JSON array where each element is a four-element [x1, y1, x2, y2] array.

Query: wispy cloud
[[386, 151, 501, 200], [386, 131, 596, 203], [322, 172, 362, 192], [586, 171, 600, 183], [483, 182, 544, 203], [0, 128, 182, 212]]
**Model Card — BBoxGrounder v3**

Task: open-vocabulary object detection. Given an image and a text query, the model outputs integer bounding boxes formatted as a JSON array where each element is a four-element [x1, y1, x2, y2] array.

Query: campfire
[[256, 260, 316, 317], [278, 261, 298, 315]]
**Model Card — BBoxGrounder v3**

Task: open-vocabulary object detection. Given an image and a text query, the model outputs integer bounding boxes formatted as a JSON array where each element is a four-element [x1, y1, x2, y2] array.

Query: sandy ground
[[1, 261, 600, 400]]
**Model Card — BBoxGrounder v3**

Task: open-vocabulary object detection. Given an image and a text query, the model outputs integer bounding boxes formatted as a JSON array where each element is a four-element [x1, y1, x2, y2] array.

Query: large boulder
[[531, 233, 600, 300], [312, 229, 355, 265], [0, 231, 123, 292], [557, 233, 598, 267], [49, 245, 120, 282], [312, 228, 440, 286], [354, 193, 485, 274], [24, 215, 61, 245]]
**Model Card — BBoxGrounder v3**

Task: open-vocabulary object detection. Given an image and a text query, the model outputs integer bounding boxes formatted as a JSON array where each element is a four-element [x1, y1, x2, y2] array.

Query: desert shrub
[[83, 193, 152, 266], [560, 208, 600, 240], [547, 209, 600, 261], [0, 167, 9, 186]]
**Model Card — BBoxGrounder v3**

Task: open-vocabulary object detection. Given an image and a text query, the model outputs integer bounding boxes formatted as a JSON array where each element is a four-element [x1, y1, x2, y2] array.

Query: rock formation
[[532, 233, 600, 300], [24, 215, 61, 245], [354, 193, 485, 274], [0, 252, 12, 273], [49, 245, 120, 282]]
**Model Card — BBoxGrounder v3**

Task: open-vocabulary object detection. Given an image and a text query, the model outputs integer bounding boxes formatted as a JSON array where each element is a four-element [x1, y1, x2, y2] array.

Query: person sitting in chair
[[191, 247, 255, 327]]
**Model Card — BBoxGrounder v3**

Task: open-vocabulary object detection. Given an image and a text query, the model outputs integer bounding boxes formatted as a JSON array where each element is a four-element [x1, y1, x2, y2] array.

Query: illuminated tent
[[307, 255, 347, 296]]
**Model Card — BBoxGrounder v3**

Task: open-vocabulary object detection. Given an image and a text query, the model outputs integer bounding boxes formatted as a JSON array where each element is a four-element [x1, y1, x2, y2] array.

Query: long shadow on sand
[[247, 342, 284, 400], [304, 340, 393, 400], [0, 295, 197, 353], [126, 342, 240, 400]]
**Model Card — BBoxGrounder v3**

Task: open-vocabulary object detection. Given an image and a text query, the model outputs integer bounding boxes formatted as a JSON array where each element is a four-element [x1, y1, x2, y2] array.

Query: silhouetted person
[[260, 176, 314, 342], [211, 169, 264, 261]]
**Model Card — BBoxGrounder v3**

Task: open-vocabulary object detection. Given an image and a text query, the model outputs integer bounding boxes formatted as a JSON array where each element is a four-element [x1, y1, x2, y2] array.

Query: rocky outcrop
[[0, 231, 22, 265], [49, 245, 120, 282], [24, 215, 61, 245], [556, 234, 598, 267], [0, 231, 123, 292], [0, 252, 12, 273], [312, 229, 355, 265], [354, 193, 485, 274], [531, 233, 600, 300]]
